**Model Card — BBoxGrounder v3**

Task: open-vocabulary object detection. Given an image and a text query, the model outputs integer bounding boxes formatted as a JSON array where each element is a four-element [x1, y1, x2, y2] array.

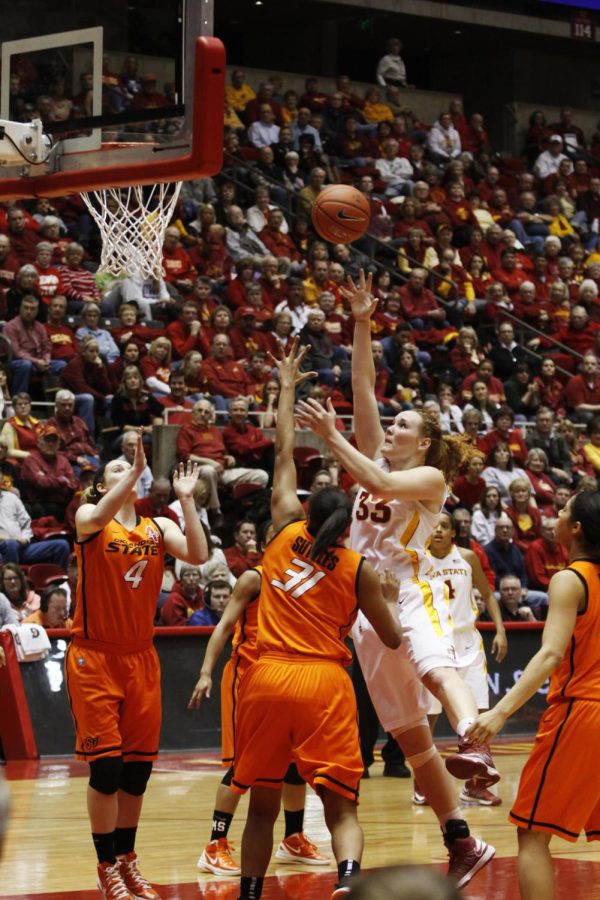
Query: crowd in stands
[[2, 40, 600, 629]]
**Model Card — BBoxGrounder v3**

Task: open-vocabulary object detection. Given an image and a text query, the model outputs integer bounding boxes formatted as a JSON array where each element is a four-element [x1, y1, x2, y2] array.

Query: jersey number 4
[[124, 560, 148, 589], [271, 558, 326, 599]]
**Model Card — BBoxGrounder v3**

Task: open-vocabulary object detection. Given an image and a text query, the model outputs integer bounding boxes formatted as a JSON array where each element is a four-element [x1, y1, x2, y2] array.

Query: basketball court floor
[[2, 741, 600, 900]]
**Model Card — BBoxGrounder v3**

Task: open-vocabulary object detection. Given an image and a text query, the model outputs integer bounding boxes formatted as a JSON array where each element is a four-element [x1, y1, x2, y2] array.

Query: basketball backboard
[[0, 0, 224, 198]]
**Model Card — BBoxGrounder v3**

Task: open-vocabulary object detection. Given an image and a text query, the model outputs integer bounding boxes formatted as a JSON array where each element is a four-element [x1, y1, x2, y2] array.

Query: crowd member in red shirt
[[492, 248, 530, 299], [130, 74, 167, 112], [565, 352, 600, 422], [263, 310, 295, 359], [32, 241, 65, 305], [139, 336, 172, 395], [460, 358, 506, 405], [20, 424, 79, 520], [222, 395, 274, 469], [189, 276, 219, 326], [223, 519, 263, 577], [201, 334, 253, 406], [532, 358, 565, 415], [134, 476, 180, 525], [441, 182, 478, 244], [504, 477, 542, 553], [0, 234, 21, 312], [246, 351, 273, 401], [4, 207, 40, 264], [524, 515, 569, 592], [480, 223, 506, 273], [44, 295, 79, 365], [156, 369, 194, 424], [162, 226, 197, 298], [224, 258, 257, 310], [159, 565, 206, 625], [398, 268, 447, 329], [258, 209, 302, 267], [229, 308, 270, 361], [47, 389, 100, 471], [452, 454, 486, 511], [478, 405, 529, 465], [110, 302, 159, 355], [257, 255, 289, 310], [166, 300, 210, 361], [175, 398, 268, 526]]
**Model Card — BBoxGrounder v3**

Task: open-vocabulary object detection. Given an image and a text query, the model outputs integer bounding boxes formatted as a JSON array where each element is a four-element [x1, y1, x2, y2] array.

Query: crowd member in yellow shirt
[[225, 69, 256, 114]]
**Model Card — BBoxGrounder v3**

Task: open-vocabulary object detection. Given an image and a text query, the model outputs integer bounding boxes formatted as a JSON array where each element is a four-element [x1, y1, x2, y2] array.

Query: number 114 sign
[[571, 12, 596, 41]]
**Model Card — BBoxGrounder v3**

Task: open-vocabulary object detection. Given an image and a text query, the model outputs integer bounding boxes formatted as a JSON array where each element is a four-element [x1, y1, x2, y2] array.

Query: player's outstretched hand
[[466, 706, 507, 744], [188, 673, 212, 709], [267, 336, 317, 391], [492, 629, 508, 663], [339, 269, 377, 323], [295, 396, 338, 439], [380, 569, 399, 604], [132, 429, 147, 478], [173, 460, 201, 500]]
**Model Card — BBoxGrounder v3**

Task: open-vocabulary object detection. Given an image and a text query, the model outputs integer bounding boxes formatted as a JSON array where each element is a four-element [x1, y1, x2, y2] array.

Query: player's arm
[[467, 568, 582, 743], [356, 562, 402, 649], [296, 396, 445, 504], [76, 430, 146, 539], [188, 569, 261, 708], [342, 270, 385, 459], [459, 546, 507, 662], [270, 338, 316, 533], [157, 461, 208, 565]]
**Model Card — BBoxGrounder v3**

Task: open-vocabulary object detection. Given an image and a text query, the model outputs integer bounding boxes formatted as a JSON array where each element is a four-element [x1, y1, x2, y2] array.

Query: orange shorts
[[65, 641, 161, 761], [231, 656, 362, 803], [220, 655, 251, 767], [509, 699, 600, 842]]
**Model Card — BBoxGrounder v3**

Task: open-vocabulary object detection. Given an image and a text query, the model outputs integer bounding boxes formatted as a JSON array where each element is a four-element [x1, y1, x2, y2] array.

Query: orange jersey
[[548, 559, 600, 704], [257, 520, 362, 664], [72, 516, 165, 651], [231, 565, 261, 665]]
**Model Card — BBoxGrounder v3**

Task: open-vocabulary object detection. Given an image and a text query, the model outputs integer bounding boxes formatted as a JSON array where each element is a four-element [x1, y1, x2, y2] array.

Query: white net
[[81, 181, 183, 281]]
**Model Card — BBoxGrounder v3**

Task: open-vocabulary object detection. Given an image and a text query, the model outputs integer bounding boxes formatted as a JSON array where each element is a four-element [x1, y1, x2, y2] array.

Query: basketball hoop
[[82, 180, 183, 281]]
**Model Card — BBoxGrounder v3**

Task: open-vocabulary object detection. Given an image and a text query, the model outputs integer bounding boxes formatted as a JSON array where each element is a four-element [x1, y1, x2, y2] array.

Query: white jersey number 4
[[124, 560, 148, 589], [271, 558, 326, 599]]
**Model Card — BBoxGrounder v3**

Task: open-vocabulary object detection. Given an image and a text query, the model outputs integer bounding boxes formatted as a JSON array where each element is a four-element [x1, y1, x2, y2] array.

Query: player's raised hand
[[132, 429, 147, 478], [267, 336, 317, 390], [296, 396, 338, 439], [339, 269, 377, 322], [466, 706, 507, 743], [173, 460, 201, 499], [188, 673, 212, 708]]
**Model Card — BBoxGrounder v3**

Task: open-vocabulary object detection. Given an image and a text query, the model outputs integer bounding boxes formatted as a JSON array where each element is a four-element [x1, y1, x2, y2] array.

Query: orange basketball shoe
[[197, 838, 241, 876], [117, 852, 161, 899], [275, 832, 330, 865], [97, 861, 133, 899]]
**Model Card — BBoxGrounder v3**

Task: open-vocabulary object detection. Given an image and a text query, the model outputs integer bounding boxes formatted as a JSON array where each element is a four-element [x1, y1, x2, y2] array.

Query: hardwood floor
[[1, 746, 600, 899]]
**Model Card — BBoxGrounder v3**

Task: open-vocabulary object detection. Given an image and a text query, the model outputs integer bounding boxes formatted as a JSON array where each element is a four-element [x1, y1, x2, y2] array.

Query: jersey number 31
[[271, 558, 326, 599]]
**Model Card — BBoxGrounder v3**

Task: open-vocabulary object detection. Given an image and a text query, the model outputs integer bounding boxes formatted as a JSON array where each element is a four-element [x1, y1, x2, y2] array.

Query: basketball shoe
[[275, 832, 330, 866], [444, 738, 500, 786], [330, 882, 352, 898], [445, 836, 496, 888], [460, 778, 502, 806], [117, 853, 160, 899], [197, 838, 241, 876], [412, 779, 429, 806], [97, 861, 133, 899]]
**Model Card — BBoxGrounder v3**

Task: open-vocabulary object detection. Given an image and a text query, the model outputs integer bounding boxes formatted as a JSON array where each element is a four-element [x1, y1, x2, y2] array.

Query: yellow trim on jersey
[[417, 580, 443, 636], [399, 511, 421, 578]]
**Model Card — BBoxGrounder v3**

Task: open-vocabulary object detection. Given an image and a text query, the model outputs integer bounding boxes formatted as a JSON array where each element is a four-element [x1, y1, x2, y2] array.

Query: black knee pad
[[221, 766, 233, 787], [119, 761, 153, 797], [89, 756, 123, 795], [283, 762, 305, 786]]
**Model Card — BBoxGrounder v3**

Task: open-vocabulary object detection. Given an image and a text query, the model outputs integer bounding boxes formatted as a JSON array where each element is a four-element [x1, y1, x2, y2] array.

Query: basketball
[[311, 184, 371, 244]]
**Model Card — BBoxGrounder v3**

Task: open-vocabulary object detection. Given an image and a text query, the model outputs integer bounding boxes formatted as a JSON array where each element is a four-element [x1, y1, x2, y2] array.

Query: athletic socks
[[456, 717, 476, 738], [284, 808, 304, 838], [114, 826, 137, 856], [337, 859, 361, 883], [239, 876, 263, 898], [210, 810, 234, 842], [443, 818, 471, 842], [92, 831, 116, 865]]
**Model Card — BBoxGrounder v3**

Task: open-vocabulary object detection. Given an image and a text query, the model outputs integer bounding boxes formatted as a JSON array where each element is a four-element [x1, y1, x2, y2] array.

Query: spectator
[[482, 441, 528, 503], [504, 477, 542, 552], [5, 207, 40, 265], [483, 515, 547, 614], [44, 295, 79, 365], [57, 242, 101, 313], [533, 135, 571, 180], [398, 268, 447, 330], [296, 167, 326, 218], [0, 488, 70, 568], [224, 520, 263, 577], [181, 350, 206, 400], [110, 366, 164, 439], [0, 234, 21, 308], [259, 208, 301, 268], [452, 505, 496, 590], [487, 322, 532, 381], [247, 103, 280, 149], [118, 431, 153, 499], [525, 407, 572, 484], [140, 336, 173, 396], [243, 82, 283, 126], [524, 448, 560, 510], [471, 485, 503, 545], [134, 477, 180, 525], [478, 406, 528, 466], [187, 578, 232, 625], [503, 363, 541, 421], [1, 563, 40, 622], [4, 294, 60, 393], [162, 226, 197, 298], [157, 369, 194, 423], [462, 380, 500, 431], [117, 271, 173, 321], [165, 301, 209, 362], [426, 112, 461, 165], [222, 395, 274, 470], [225, 206, 269, 265], [452, 455, 487, 512], [374, 139, 414, 198], [299, 308, 350, 391], [582, 412, 600, 480], [494, 574, 537, 623], [200, 334, 253, 409], [0, 392, 43, 463], [224, 69, 256, 114], [7, 264, 42, 322], [524, 516, 569, 592], [376, 37, 409, 88], [75, 304, 120, 365], [24, 585, 71, 629], [47, 389, 100, 472], [59, 338, 113, 436], [160, 564, 206, 625], [175, 398, 268, 528], [0, 591, 18, 627], [274, 278, 310, 333], [20, 424, 78, 520], [565, 352, 600, 422]]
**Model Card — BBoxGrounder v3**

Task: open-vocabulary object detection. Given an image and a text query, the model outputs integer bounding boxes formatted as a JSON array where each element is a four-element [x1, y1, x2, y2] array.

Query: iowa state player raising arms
[[65, 433, 207, 900]]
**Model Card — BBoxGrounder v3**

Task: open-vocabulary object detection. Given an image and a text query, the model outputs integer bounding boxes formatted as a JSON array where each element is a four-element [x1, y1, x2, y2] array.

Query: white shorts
[[352, 611, 431, 734], [398, 578, 458, 679], [427, 629, 489, 715]]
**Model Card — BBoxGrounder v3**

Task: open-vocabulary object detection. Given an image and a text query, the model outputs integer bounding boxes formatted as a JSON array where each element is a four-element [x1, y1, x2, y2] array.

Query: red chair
[[293, 447, 325, 491], [26, 564, 66, 592]]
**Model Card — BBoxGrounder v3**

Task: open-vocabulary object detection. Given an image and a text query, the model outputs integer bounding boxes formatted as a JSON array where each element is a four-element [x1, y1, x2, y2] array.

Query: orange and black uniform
[[220, 566, 261, 767], [509, 560, 600, 841], [65, 516, 165, 761], [231, 520, 364, 802]]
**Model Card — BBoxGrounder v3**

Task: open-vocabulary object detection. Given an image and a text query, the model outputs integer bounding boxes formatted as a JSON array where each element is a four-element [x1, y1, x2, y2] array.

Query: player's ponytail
[[570, 490, 600, 558], [418, 409, 483, 484], [80, 465, 107, 505], [307, 487, 352, 560]]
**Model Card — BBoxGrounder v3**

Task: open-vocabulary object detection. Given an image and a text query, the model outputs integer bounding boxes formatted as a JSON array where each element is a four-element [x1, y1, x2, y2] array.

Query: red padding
[[0, 631, 38, 760]]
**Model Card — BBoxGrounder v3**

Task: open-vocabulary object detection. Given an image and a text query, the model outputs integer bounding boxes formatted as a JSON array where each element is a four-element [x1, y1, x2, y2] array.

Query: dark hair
[[1, 563, 28, 603], [307, 487, 352, 560], [439, 508, 457, 533], [491, 441, 514, 470], [493, 405, 514, 425], [82, 463, 108, 504], [204, 579, 231, 607], [569, 490, 600, 557], [40, 585, 66, 613]]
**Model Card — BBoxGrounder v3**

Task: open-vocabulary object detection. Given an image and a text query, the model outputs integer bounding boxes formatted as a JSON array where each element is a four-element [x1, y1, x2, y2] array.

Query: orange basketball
[[311, 184, 371, 244]]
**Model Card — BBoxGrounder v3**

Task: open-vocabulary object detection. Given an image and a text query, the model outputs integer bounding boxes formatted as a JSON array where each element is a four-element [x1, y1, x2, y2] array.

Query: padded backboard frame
[[0, 0, 224, 199]]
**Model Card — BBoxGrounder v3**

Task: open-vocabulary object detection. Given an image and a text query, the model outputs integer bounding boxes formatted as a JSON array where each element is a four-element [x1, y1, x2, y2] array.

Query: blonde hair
[[418, 409, 483, 483], [149, 337, 172, 364], [508, 477, 531, 497]]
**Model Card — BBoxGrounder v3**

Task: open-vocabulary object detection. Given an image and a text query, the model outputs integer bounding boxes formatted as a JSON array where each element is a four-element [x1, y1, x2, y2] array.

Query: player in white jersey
[[426, 510, 507, 807], [297, 271, 496, 890]]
